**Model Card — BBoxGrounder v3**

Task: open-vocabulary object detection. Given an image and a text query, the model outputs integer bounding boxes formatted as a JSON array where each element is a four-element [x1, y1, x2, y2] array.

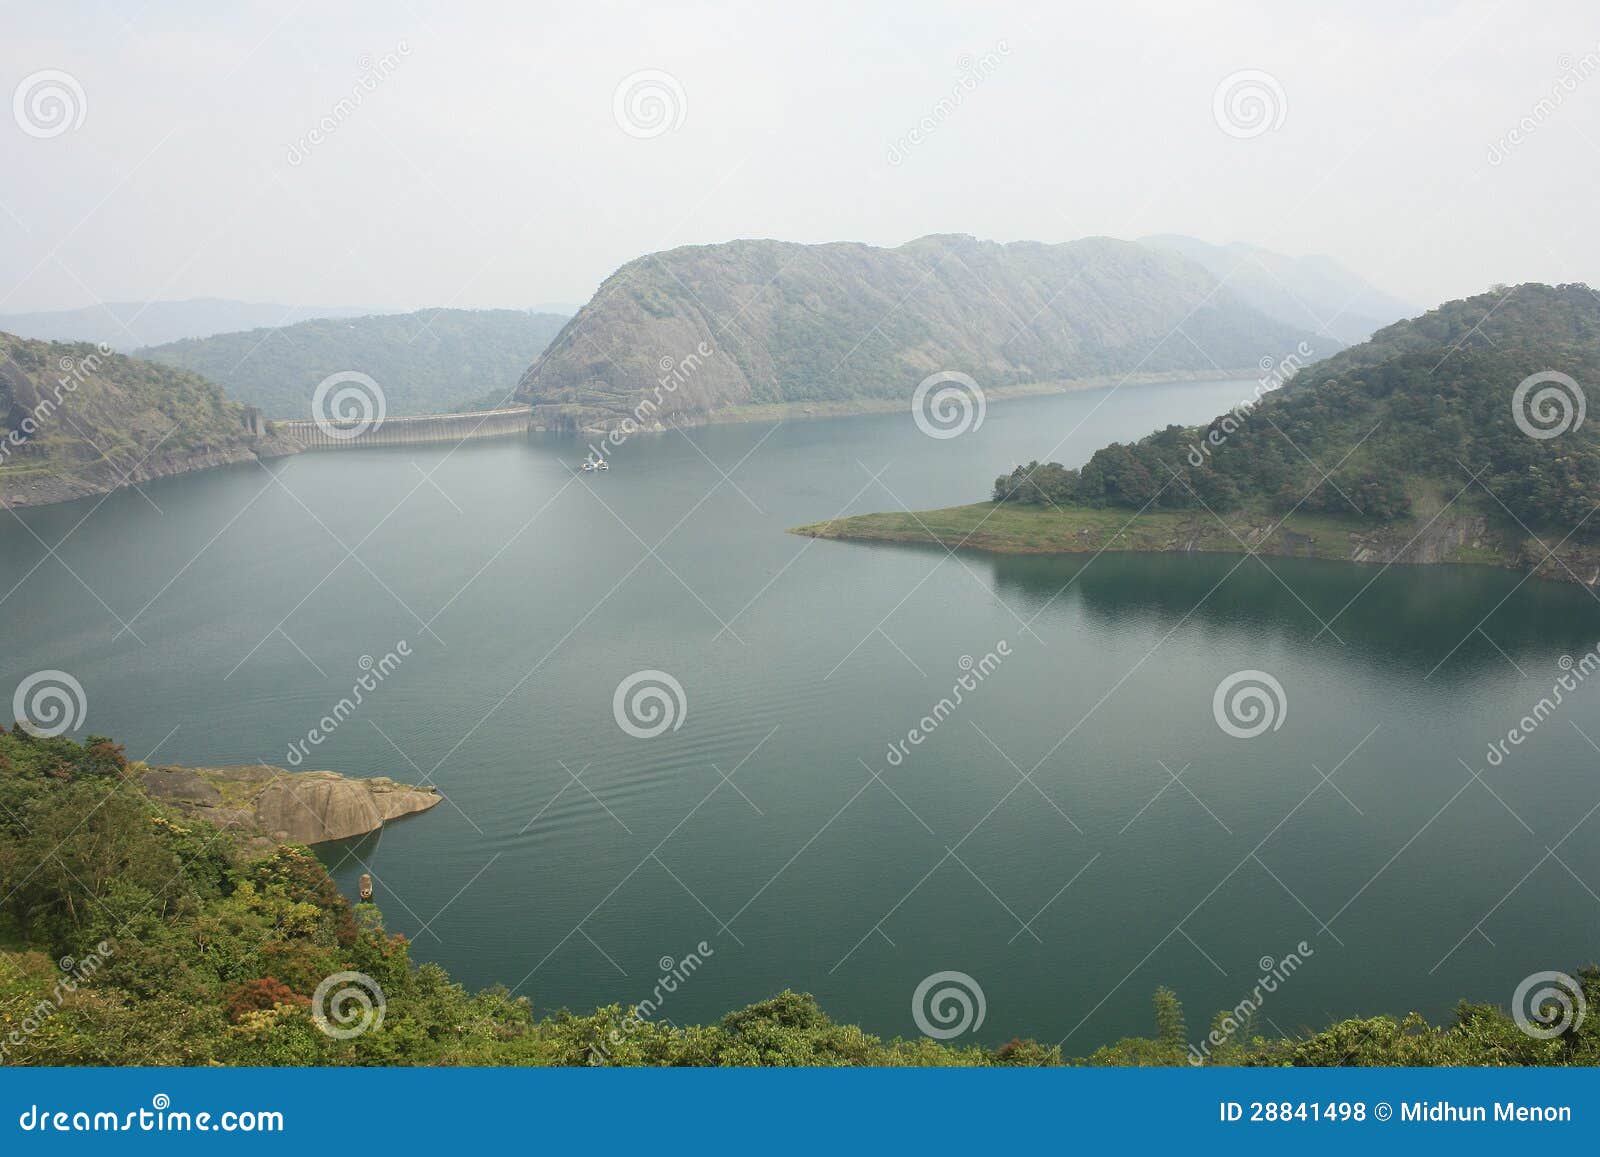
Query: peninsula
[[795, 283, 1600, 587]]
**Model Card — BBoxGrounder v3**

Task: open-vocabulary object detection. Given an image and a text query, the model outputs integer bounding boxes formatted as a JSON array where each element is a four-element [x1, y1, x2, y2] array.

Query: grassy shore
[[790, 500, 1519, 571]]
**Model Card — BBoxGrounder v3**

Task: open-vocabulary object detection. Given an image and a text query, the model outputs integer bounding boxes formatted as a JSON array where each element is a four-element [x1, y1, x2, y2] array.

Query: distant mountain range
[[516, 234, 1331, 430], [0, 299, 399, 351], [140, 309, 570, 418], [0, 233, 1423, 510], [1139, 235, 1417, 347]]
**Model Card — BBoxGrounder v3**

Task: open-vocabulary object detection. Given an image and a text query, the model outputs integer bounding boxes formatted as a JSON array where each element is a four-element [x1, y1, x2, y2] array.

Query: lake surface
[[5, 377, 1600, 1052]]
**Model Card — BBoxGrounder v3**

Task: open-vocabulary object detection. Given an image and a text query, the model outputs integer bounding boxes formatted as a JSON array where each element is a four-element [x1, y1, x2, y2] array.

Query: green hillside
[[796, 284, 1600, 584], [142, 309, 568, 418], [993, 283, 1600, 535], [3, 727, 1597, 1066], [0, 333, 289, 508]]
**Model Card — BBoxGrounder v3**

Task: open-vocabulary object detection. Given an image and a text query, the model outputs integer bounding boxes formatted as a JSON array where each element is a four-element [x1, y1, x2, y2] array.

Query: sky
[[2, 0, 1598, 315]]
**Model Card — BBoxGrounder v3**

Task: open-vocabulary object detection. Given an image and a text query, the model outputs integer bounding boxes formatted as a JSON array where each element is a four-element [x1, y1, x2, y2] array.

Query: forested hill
[[141, 309, 568, 418], [0, 333, 292, 508], [1284, 283, 1600, 386], [994, 283, 1600, 535], [515, 234, 1324, 430], [3, 727, 1597, 1066]]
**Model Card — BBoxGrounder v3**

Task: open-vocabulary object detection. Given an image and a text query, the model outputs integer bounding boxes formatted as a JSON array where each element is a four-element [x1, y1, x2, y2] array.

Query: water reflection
[[968, 548, 1600, 681]]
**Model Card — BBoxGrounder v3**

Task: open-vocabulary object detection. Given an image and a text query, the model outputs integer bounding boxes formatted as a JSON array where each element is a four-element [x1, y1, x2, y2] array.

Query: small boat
[[596, 460, 609, 470], [581, 460, 596, 472]]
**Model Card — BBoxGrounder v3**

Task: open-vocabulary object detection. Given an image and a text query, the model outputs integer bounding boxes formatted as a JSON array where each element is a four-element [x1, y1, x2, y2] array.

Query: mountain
[[999, 281, 1600, 531], [0, 333, 293, 508], [1139, 235, 1416, 347], [515, 234, 1324, 430], [140, 309, 569, 418], [799, 284, 1600, 584], [0, 299, 392, 351]]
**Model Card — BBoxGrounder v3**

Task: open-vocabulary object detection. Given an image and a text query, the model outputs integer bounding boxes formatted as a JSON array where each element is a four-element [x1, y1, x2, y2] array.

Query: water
[[4, 377, 1599, 1053]]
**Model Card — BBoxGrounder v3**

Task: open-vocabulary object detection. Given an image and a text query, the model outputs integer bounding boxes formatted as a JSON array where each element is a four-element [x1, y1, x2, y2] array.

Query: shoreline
[[0, 440, 298, 511], [675, 368, 1256, 428], [1, 371, 1254, 510], [790, 501, 1600, 588]]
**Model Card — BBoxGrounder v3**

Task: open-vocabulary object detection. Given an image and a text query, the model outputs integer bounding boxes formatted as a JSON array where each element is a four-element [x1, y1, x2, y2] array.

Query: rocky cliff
[[0, 332, 297, 509], [140, 763, 441, 852], [516, 234, 1326, 430]]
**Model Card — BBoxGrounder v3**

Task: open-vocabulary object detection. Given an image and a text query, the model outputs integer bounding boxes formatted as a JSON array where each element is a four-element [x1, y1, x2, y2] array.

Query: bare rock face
[[516, 235, 1322, 430], [141, 764, 441, 846], [0, 331, 302, 510]]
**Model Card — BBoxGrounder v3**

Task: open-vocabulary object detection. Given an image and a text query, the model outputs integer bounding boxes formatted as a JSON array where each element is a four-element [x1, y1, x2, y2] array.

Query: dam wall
[[276, 406, 531, 450]]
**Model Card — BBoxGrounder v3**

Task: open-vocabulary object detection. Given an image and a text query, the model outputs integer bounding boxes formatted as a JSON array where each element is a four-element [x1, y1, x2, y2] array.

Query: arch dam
[[273, 405, 533, 450]]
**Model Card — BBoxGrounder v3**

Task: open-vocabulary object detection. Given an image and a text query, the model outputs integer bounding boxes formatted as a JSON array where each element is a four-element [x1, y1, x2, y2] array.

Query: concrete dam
[[272, 405, 533, 450]]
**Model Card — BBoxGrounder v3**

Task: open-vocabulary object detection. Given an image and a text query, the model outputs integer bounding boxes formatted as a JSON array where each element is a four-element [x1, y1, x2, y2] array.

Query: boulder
[[142, 763, 441, 846]]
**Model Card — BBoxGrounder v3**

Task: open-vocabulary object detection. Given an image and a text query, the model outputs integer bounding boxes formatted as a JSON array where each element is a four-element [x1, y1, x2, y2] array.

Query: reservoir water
[[4, 377, 1599, 1051]]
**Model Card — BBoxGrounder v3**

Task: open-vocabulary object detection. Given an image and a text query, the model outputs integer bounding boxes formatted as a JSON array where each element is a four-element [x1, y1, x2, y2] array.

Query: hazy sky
[[4, 1, 1598, 314]]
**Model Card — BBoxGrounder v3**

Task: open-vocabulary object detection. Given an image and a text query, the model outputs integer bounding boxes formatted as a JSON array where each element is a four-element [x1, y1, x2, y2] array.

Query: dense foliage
[[141, 309, 568, 417], [3, 729, 1596, 1067], [995, 284, 1600, 536]]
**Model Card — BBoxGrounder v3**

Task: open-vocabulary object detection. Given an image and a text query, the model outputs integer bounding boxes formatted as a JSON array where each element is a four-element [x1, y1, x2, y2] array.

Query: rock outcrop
[[140, 763, 441, 850], [0, 332, 299, 509], [516, 234, 1325, 430]]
